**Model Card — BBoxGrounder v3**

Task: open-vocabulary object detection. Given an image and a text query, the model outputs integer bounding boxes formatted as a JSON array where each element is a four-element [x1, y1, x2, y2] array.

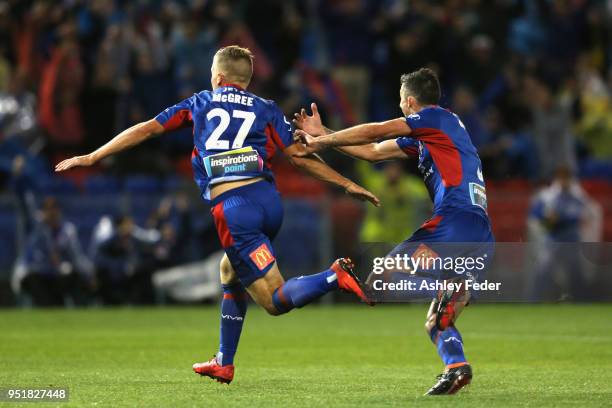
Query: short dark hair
[[400, 68, 441, 105]]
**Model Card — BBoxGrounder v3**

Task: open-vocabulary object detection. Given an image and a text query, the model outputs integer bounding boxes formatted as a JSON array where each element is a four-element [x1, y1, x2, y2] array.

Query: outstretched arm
[[283, 143, 380, 207], [55, 119, 165, 172], [267, 102, 379, 206], [293, 103, 409, 162], [335, 139, 410, 162], [294, 118, 410, 156]]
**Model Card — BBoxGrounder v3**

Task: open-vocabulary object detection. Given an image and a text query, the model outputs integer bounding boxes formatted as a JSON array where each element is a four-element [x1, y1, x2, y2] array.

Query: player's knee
[[262, 300, 282, 316], [219, 256, 236, 285], [262, 292, 285, 316], [251, 289, 282, 316], [266, 305, 282, 316]]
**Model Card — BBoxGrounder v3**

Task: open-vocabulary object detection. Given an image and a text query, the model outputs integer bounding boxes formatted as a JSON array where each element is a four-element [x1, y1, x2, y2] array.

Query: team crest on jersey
[[249, 243, 275, 270], [408, 113, 421, 120]]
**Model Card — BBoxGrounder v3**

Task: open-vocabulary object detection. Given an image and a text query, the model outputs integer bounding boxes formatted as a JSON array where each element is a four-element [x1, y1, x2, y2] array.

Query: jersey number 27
[[205, 108, 256, 150]]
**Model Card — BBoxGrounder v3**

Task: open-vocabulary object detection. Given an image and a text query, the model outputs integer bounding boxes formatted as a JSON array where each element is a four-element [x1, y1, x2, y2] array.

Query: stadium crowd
[[9, 156, 208, 306], [0, 0, 611, 305], [1, 0, 611, 180]]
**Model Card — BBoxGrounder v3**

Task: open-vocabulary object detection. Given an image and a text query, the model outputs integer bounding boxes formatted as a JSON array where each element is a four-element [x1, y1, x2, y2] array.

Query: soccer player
[[293, 68, 495, 395], [56, 45, 378, 384]]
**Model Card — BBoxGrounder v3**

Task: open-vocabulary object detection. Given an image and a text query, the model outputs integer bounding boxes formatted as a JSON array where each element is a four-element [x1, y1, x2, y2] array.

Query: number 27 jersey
[[155, 84, 294, 202]]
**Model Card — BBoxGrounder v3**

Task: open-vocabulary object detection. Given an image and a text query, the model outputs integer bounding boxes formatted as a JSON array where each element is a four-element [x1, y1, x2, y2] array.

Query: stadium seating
[[124, 175, 163, 194], [1, 174, 610, 283], [37, 176, 79, 195], [84, 176, 121, 194]]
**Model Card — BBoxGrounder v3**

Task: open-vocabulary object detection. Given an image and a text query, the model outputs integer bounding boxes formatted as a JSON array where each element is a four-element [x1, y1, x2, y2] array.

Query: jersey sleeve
[[267, 103, 295, 150], [404, 109, 452, 145], [404, 112, 429, 135], [396, 137, 419, 157], [154, 96, 195, 131]]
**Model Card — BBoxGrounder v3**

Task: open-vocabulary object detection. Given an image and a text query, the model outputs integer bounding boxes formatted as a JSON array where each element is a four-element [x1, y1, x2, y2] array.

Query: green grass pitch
[[1, 304, 611, 407]]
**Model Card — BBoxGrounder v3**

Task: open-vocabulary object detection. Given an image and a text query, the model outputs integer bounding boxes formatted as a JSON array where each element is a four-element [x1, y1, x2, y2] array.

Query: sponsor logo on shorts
[[412, 243, 439, 270], [249, 243, 275, 270]]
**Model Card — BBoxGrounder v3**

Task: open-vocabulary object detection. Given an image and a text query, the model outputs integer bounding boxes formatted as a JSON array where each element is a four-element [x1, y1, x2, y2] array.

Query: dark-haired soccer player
[[294, 68, 495, 395], [56, 45, 378, 384]]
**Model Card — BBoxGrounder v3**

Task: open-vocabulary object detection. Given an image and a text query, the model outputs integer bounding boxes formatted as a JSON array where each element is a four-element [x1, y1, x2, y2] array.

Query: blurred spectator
[[574, 54, 612, 159], [545, 0, 583, 69], [38, 19, 85, 147], [529, 167, 601, 242], [8, 156, 92, 307], [0, 1, 12, 86], [459, 35, 500, 94], [523, 75, 577, 181], [358, 161, 429, 244], [321, 0, 374, 123], [385, 24, 431, 114], [527, 167, 602, 301], [19, 197, 93, 307], [147, 195, 193, 267], [219, 22, 274, 88], [452, 85, 488, 148], [130, 50, 171, 122], [170, 16, 217, 97], [507, 1, 548, 58], [0, 70, 38, 144], [81, 23, 130, 151], [93, 215, 160, 305]]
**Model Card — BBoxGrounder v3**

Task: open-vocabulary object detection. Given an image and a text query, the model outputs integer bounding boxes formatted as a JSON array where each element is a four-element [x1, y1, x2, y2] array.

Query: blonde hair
[[214, 46, 254, 85]]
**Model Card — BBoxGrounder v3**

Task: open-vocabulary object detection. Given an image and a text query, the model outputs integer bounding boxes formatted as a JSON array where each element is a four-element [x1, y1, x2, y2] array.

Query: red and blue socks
[[217, 282, 248, 366], [429, 324, 467, 368], [271, 269, 338, 314]]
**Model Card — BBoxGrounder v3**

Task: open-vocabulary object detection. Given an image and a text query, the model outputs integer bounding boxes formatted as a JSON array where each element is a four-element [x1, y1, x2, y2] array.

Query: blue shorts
[[210, 180, 283, 287], [387, 210, 495, 282]]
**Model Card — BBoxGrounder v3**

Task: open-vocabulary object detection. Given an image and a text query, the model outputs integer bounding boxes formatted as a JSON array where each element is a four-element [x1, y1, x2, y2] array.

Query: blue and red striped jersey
[[155, 84, 294, 201], [396, 106, 488, 217]]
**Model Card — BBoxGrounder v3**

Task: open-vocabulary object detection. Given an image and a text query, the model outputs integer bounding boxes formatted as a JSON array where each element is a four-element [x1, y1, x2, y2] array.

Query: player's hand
[[345, 182, 381, 207], [55, 154, 95, 172], [293, 129, 324, 156], [293, 103, 325, 136]]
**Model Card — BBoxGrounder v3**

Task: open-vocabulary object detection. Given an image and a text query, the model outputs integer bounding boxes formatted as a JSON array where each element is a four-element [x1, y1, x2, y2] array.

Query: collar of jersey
[[219, 83, 245, 91]]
